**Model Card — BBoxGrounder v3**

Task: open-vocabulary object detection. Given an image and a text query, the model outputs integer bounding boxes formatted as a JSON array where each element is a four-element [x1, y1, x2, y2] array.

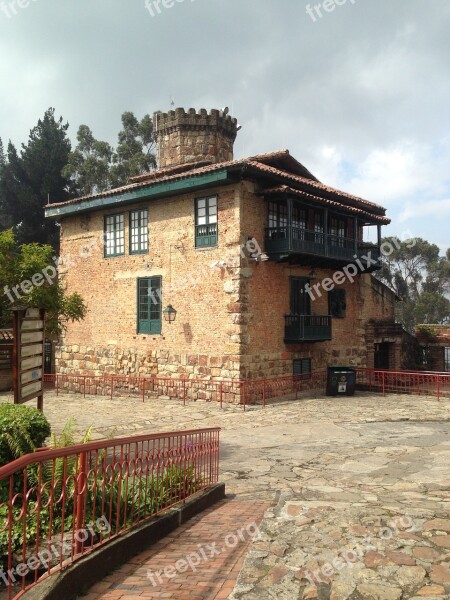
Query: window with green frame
[[328, 289, 346, 318], [104, 214, 125, 257], [130, 209, 148, 254], [195, 196, 217, 248], [137, 277, 162, 334], [293, 358, 312, 380]]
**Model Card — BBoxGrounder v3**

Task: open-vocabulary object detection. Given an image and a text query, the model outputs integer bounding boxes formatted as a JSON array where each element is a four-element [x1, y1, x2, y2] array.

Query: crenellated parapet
[[153, 107, 239, 168]]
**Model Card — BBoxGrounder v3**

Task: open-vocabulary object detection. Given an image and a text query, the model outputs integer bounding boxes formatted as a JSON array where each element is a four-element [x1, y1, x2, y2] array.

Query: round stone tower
[[153, 107, 239, 169]]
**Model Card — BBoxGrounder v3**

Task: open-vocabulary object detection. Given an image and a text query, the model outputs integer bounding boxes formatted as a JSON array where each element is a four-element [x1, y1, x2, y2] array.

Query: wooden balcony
[[195, 223, 217, 248], [265, 226, 381, 270], [284, 315, 332, 343]]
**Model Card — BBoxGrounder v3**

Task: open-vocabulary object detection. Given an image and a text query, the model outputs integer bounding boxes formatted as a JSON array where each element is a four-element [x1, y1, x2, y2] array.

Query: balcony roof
[[263, 185, 390, 224], [45, 149, 389, 223]]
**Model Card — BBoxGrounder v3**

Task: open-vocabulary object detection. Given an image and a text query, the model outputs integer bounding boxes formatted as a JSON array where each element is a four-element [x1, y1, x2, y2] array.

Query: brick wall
[[416, 325, 450, 372], [57, 184, 250, 383], [237, 183, 396, 378]]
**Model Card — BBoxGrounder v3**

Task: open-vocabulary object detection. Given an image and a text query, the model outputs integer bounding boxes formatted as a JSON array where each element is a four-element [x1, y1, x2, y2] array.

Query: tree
[[0, 138, 5, 168], [63, 112, 156, 197], [62, 125, 114, 197], [0, 229, 86, 336], [110, 112, 156, 187], [0, 108, 72, 249], [376, 237, 450, 332]]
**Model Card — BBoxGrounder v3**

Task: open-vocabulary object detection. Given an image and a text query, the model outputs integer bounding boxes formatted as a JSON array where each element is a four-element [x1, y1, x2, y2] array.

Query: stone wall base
[[56, 345, 241, 380], [240, 346, 368, 380]]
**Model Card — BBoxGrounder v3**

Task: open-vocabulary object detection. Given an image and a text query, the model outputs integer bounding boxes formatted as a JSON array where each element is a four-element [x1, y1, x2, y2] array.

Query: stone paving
[[1, 390, 450, 598]]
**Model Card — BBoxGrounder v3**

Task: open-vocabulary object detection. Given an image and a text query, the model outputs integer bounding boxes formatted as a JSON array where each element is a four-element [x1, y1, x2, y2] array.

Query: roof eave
[[262, 186, 390, 224], [45, 169, 235, 219]]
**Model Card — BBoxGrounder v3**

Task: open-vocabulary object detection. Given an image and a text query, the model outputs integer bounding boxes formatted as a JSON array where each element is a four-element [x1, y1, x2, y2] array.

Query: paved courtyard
[[1, 390, 450, 598]]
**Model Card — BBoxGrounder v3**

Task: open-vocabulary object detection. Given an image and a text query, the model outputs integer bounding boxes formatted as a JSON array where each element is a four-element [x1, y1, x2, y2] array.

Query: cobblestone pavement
[[2, 391, 450, 598]]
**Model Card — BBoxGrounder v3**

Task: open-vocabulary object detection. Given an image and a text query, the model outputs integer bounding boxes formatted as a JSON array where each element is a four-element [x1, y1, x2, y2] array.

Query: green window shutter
[[137, 276, 162, 334], [293, 358, 312, 378]]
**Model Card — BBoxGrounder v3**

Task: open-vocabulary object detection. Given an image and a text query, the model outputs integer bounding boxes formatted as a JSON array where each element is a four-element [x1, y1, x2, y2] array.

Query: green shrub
[[0, 404, 51, 467], [94, 464, 202, 532]]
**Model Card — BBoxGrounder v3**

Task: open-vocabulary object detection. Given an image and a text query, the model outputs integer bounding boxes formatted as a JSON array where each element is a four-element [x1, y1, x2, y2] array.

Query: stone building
[[45, 107, 395, 384], [416, 325, 450, 372]]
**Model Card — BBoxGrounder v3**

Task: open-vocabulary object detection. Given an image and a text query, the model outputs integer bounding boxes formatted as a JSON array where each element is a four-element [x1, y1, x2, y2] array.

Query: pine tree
[[0, 108, 72, 249]]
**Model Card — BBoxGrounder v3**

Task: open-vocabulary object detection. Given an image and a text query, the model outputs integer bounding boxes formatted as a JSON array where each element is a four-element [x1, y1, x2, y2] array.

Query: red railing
[[42, 369, 450, 410], [240, 370, 328, 407], [355, 369, 450, 401], [43, 374, 242, 407], [0, 427, 220, 599]]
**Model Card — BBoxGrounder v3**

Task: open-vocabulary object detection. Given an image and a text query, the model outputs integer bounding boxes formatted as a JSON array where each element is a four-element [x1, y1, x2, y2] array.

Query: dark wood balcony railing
[[265, 226, 381, 267], [284, 315, 332, 343], [195, 223, 217, 248]]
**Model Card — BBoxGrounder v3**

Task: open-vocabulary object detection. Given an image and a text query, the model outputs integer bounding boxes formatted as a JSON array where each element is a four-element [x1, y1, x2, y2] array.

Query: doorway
[[374, 342, 391, 370]]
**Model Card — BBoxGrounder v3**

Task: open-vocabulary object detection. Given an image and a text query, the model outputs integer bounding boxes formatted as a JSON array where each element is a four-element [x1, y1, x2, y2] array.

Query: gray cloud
[[0, 0, 449, 248]]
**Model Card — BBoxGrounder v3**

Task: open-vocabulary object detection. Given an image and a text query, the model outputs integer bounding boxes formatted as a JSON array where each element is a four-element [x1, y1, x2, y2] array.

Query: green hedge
[[0, 404, 51, 467]]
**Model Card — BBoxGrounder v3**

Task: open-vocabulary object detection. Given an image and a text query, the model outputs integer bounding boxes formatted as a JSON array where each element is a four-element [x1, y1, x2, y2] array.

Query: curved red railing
[[0, 427, 220, 599]]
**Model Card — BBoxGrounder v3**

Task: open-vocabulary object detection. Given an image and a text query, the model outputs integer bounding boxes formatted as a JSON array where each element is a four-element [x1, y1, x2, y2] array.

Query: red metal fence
[[356, 368, 450, 401], [0, 427, 220, 599], [240, 370, 328, 406], [43, 374, 243, 406], [42, 372, 329, 409], [42, 369, 450, 410]]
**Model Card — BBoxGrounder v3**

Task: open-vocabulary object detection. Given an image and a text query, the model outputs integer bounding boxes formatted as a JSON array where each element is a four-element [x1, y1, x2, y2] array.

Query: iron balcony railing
[[284, 314, 332, 343], [265, 226, 381, 265]]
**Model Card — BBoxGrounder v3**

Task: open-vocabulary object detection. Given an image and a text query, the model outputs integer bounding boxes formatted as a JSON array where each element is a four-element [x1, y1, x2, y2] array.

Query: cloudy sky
[[1, 0, 449, 251]]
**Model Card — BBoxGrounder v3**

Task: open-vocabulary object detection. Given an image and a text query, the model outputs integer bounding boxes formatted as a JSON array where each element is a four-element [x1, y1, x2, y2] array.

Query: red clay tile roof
[[129, 160, 213, 183], [0, 329, 13, 342], [416, 325, 450, 345], [46, 156, 246, 209], [248, 161, 386, 214], [45, 149, 388, 220], [262, 185, 390, 224]]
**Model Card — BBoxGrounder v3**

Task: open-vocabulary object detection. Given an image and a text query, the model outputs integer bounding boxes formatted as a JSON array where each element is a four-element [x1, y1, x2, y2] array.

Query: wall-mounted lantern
[[163, 304, 177, 324]]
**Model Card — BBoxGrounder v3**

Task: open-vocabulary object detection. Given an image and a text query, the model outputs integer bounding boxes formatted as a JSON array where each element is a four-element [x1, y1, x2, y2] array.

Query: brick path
[[78, 500, 269, 600]]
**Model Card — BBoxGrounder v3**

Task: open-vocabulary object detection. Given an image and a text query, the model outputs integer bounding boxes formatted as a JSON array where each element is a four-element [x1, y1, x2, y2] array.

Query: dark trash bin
[[326, 367, 356, 396]]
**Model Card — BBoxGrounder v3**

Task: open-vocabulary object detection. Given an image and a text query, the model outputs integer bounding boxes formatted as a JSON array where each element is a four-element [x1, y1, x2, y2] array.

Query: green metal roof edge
[[45, 170, 231, 218]]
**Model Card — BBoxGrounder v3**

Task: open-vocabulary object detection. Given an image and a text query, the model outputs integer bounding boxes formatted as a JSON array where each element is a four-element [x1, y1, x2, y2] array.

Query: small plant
[[0, 404, 51, 505], [37, 418, 93, 500], [0, 404, 51, 467]]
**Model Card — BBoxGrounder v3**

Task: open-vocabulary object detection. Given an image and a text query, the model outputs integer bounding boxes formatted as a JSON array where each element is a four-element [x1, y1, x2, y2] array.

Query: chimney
[[153, 107, 239, 169]]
